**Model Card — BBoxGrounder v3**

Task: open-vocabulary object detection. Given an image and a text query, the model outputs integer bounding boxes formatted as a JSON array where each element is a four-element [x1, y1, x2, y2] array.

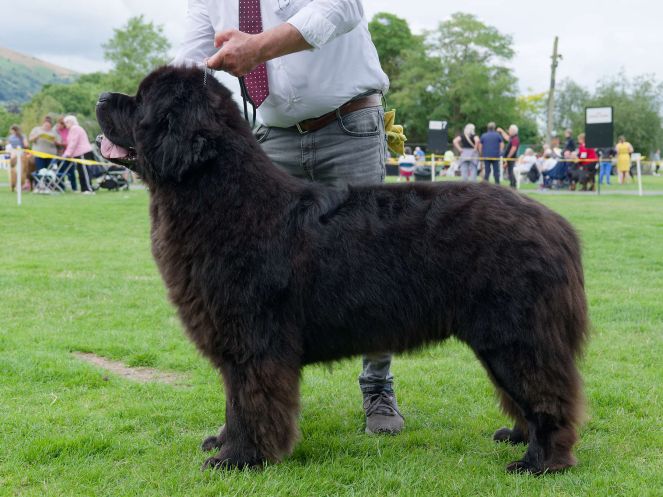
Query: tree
[[368, 13, 423, 83], [592, 75, 663, 153], [387, 13, 528, 145], [555, 74, 663, 153], [427, 13, 519, 135], [102, 15, 171, 94], [19, 73, 112, 139], [387, 47, 444, 143], [554, 79, 590, 135], [0, 106, 18, 138]]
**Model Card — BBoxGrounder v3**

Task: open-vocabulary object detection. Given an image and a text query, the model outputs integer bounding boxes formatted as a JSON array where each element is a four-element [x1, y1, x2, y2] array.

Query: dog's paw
[[493, 426, 527, 445], [201, 425, 226, 451], [201, 447, 265, 471], [506, 459, 542, 475], [201, 435, 222, 452]]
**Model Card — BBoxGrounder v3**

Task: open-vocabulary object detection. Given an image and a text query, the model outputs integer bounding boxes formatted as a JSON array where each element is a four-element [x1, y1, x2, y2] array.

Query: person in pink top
[[55, 117, 77, 191], [63, 115, 95, 194]]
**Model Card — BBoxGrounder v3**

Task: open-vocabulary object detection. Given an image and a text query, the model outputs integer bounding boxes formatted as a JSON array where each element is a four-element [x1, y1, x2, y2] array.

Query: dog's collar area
[[203, 58, 214, 87]]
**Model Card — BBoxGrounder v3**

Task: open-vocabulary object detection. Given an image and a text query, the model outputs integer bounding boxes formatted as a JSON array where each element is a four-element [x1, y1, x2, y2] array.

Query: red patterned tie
[[239, 0, 269, 107]]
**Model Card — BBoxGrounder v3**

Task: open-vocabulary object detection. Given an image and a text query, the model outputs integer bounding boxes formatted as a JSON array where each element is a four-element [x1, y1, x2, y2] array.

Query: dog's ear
[[144, 107, 219, 183]]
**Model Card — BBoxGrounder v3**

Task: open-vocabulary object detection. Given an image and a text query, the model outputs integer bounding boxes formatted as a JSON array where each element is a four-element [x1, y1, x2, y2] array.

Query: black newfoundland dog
[[96, 65, 588, 474]]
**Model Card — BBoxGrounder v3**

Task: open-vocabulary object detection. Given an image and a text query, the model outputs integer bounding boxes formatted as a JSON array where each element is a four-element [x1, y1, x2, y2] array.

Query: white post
[[637, 155, 643, 197], [16, 149, 22, 206], [431, 153, 436, 182]]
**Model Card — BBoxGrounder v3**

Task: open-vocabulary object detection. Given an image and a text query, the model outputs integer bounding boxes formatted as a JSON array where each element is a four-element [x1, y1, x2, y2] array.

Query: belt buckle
[[295, 122, 309, 135]]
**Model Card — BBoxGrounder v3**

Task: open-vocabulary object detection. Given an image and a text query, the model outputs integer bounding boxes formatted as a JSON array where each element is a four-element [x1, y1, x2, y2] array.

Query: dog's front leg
[[202, 356, 301, 470]]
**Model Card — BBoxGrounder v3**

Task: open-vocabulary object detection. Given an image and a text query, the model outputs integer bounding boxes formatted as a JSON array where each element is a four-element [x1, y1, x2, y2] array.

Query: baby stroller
[[91, 146, 131, 191], [94, 165, 130, 191]]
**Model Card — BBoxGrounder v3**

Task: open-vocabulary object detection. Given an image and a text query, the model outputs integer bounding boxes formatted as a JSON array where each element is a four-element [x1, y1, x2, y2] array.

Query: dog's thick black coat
[[97, 66, 588, 474]]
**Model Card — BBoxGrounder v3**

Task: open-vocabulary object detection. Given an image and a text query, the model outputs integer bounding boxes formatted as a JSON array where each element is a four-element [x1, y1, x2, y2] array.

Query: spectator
[[453, 123, 480, 182], [479, 122, 503, 184], [28, 116, 59, 172], [443, 149, 456, 175], [497, 124, 520, 188], [537, 149, 557, 187], [55, 116, 77, 192], [598, 147, 616, 186], [564, 129, 576, 153], [615, 136, 634, 185], [6, 125, 29, 192], [398, 146, 416, 182], [413, 146, 425, 165], [514, 148, 538, 184], [7, 124, 27, 150], [651, 149, 660, 176], [62, 115, 95, 195], [542, 150, 572, 188], [576, 133, 598, 191]]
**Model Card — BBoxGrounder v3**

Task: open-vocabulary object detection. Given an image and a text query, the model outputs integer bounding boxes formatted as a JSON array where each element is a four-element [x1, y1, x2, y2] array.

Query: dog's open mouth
[[97, 134, 137, 165]]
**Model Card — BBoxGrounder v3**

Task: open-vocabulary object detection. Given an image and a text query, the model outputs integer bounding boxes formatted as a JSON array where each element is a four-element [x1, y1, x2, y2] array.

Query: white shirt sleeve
[[172, 0, 217, 66], [287, 0, 365, 49]]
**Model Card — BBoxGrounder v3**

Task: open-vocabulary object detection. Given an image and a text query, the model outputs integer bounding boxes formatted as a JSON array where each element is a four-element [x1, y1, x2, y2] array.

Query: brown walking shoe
[[363, 392, 404, 435]]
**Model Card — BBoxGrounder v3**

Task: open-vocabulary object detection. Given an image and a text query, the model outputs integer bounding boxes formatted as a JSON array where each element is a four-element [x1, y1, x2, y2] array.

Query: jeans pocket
[[254, 125, 272, 144], [338, 107, 383, 137]]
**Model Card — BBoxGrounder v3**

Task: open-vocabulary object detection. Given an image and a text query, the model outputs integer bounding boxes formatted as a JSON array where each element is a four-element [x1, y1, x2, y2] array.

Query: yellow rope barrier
[[18, 148, 108, 167]]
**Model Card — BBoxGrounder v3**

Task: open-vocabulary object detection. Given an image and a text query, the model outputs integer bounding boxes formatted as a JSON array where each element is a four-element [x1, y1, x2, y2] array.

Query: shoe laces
[[364, 392, 402, 418]]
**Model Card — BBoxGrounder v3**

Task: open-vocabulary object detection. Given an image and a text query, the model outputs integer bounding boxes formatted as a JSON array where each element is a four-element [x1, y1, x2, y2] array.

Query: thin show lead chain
[[202, 58, 256, 128]]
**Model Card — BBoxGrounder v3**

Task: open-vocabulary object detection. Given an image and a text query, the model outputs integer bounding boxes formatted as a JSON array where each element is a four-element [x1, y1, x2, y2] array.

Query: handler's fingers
[[206, 48, 225, 71], [214, 29, 236, 48]]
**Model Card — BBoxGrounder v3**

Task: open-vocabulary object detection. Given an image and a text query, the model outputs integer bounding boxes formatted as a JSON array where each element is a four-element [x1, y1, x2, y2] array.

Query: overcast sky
[[0, 0, 659, 94]]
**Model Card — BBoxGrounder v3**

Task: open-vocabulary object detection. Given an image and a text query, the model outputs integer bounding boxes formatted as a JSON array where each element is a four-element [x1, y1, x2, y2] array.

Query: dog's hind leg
[[202, 357, 301, 470], [477, 344, 583, 475]]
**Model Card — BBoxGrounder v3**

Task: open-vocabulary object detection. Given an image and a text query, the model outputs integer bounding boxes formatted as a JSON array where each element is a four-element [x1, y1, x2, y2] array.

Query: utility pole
[[546, 36, 562, 146]]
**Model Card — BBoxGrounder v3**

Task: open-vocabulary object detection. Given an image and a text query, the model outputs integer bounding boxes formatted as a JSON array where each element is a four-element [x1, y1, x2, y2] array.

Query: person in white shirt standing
[[175, 0, 404, 438]]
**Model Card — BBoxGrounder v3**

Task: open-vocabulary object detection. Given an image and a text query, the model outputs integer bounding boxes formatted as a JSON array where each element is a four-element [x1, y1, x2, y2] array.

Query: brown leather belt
[[293, 93, 382, 134]]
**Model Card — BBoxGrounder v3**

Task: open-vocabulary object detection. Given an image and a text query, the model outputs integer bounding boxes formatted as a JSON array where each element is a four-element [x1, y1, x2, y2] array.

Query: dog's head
[[96, 65, 244, 186]]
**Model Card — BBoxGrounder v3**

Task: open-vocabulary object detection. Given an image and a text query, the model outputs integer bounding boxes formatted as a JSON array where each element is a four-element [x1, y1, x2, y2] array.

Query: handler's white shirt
[[174, 0, 389, 127]]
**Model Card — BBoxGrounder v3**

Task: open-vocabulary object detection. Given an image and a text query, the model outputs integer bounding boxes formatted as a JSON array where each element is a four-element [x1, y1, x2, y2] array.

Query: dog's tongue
[[100, 136, 130, 159]]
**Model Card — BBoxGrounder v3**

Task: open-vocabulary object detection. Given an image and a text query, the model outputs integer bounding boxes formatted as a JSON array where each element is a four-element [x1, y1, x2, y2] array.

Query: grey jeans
[[255, 106, 394, 396]]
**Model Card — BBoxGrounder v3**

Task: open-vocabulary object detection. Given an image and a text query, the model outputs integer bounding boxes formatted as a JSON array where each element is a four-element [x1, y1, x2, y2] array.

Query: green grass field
[[1, 179, 662, 496]]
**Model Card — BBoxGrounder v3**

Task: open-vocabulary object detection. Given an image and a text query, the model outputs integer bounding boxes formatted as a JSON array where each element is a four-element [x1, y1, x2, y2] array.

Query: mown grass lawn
[[1, 180, 662, 496]]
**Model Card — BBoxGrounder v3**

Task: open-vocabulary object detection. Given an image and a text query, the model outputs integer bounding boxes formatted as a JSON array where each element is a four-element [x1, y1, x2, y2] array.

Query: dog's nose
[[97, 93, 112, 105]]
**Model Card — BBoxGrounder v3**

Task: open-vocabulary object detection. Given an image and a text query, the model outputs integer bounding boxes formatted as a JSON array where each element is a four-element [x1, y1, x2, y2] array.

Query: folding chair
[[32, 159, 73, 194]]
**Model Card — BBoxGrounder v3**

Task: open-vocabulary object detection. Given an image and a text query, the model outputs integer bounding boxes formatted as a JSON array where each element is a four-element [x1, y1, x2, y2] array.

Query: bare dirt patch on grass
[[73, 352, 189, 385]]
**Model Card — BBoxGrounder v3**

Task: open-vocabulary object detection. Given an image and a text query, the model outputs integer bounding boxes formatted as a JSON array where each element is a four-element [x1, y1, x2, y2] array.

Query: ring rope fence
[[1, 148, 112, 206], [387, 153, 655, 196], [2, 149, 659, 206]]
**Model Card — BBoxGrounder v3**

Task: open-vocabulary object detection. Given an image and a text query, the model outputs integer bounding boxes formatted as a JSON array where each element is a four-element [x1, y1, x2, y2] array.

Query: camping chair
[[32, 159, 64, 194]]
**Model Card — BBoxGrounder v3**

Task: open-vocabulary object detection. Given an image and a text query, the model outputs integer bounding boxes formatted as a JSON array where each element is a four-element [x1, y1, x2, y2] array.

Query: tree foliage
[[368, 13, 422, 84], [555, 75, 663, 153], [102, 15, 171, 94], [12, 16, 171, 142], [373, 12, 536, 146], [0, 106, 18, 138]]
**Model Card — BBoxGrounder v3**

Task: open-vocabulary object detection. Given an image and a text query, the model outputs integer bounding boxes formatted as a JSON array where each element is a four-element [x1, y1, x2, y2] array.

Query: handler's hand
[[207, 29, 263, 77]]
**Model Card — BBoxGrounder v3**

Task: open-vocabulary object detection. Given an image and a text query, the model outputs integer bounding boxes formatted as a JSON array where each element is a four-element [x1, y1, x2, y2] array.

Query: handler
[[174, 0, 404, 435]]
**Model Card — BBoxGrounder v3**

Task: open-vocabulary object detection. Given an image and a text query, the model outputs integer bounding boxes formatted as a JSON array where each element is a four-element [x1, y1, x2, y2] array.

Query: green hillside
[[0, 47, 77, 107]]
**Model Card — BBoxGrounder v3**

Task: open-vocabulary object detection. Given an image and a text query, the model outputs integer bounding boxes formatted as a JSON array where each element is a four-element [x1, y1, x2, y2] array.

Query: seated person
[[514, 148, 538, 182], [542, 150, 573, 188]]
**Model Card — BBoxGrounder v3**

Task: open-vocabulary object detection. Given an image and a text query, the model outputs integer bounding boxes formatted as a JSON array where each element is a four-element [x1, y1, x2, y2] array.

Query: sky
[[1, 0, 660, 95]]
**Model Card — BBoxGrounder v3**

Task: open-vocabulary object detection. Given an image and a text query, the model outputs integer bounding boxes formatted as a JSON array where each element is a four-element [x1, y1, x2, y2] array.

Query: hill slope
[[0, 47, 77, 107]]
